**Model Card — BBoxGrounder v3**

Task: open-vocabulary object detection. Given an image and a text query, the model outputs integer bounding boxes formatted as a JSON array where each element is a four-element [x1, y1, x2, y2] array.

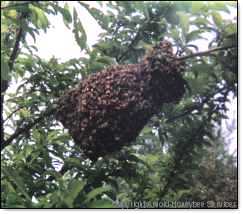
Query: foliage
[[1, 1, 237, 208]]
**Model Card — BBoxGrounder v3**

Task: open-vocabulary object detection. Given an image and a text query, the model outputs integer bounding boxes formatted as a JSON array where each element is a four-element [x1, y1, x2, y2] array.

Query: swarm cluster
[[56, 40, 186, 160]]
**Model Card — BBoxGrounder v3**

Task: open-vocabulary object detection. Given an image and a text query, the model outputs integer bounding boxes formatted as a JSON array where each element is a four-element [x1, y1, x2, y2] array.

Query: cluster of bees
[[56, 41, 186, 160]]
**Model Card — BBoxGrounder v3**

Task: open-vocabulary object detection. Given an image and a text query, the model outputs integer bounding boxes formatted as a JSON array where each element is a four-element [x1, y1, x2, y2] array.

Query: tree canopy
[[1, 1, 237, 208]]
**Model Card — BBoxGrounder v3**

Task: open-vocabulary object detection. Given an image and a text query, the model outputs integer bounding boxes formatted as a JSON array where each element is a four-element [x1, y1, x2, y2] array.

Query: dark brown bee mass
[[56, 40, 186, 160]]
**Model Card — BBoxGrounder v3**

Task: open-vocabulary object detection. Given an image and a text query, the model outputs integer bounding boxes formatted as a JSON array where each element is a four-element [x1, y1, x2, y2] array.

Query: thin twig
[[166, 104, 200, 123], [3, 106, 25, 123]]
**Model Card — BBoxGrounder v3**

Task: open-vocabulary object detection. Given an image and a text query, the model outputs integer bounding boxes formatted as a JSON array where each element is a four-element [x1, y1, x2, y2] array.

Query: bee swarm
[[56, 41, 186, 160]]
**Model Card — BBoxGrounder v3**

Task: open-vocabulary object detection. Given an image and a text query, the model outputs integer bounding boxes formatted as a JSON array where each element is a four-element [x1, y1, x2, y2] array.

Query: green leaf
[[26, 28, 37, 42], [89, 62, 105, 73], [174, 1, 192, 12], [65, 180, 86, 208], [188, 64, 213, 94], [142, 126, 153, 135], [2, 166, 32, 202], [79, 2, 109, 30], [177, 12, 189, 34], [29, 4, 49, 29], [211, 11, 223, 28], [93, 41, 111, 51], [32, 129, 41, 142], [19, 108, 31, 118], [5, 9, 17, 19], [1, 55, 11, 81], [208, 2, 230, 13], [224, 23, 237, 35], [73, 8, 87, 50], [59, 3, 72, 28], [192, 17, 210, 27], [186, 30, 205, 42], [63, 3, 72, 22], [191, 2, 206, 13], [176, 189, 191, 199], [170, 28, 180, 40], [165, 7, 179, 25], [141, 154, 159, 165], [83, 186, 112, 204], [96, 56, 115, 65], [65, 157, 82, 167], [87, 199, 115, 208], [5, 192, 24, 208], [1, 22, 8, 33]]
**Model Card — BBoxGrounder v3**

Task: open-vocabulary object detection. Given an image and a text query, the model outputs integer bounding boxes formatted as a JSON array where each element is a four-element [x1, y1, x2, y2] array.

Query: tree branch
[[176, 45, 236, 61], [1, 107, 56, 151], [1, 17, 24, 151], [1, 24, 23, 94], [9, 28, 24, 71]]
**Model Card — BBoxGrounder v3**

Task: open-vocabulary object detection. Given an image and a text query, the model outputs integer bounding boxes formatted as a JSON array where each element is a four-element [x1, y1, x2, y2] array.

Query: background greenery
[[1, 1, 237, 208]]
